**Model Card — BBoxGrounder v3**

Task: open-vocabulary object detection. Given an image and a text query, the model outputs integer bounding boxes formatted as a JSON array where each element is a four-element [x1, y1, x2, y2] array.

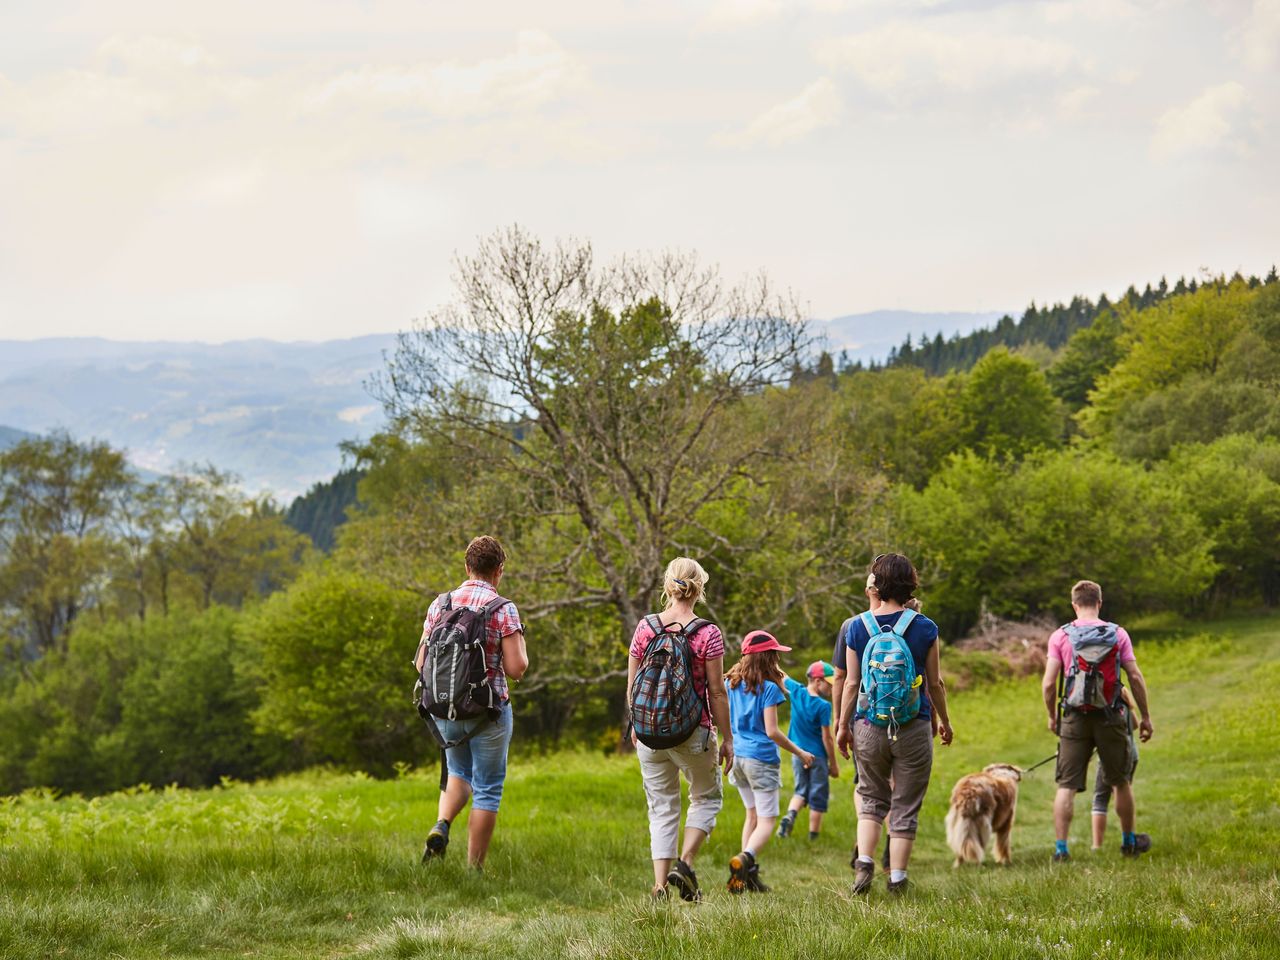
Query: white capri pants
[[636, 727, 724, 860]]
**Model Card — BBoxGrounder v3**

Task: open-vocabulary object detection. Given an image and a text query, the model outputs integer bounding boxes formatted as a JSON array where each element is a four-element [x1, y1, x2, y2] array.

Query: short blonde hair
[[662, 557, 708, 608], [1071, 580, 1102, 608]]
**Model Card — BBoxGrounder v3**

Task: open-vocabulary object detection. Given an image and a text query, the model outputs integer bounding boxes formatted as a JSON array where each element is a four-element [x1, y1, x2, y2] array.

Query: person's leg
[[672, 733, 723, 870], [1054, 787, 1076, 843], [437, 775, 472, 823], [807, 761, 829, 839], [1091, 757, 1112, 850], [1053, 713, 1091, 858], [1113, 781, 1136, 835], [462, 707, 513, 868], [884, 718, 933, 882], [637, 741, 682, 891], [741, 807, 757, 851], [745, 764, 781, 855], [852, 721, 891, 890]]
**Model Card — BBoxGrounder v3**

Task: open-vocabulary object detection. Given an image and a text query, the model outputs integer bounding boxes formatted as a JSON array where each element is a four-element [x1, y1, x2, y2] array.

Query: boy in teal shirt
[[778, 661, 841, 840]]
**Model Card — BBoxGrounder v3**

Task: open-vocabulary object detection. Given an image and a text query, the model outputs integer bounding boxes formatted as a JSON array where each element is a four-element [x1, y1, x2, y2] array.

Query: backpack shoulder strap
[[681, 618, 711, 639], [891, 608, 917, 638], [643, 614, 666, 641], [439, 592, 453, 612], [858, 611, 881, 640], [481, 595, 509, 616]]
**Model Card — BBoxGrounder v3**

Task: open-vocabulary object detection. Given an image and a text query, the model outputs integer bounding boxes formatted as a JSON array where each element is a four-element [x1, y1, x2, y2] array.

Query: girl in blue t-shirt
[[723, 630, 815, 894]]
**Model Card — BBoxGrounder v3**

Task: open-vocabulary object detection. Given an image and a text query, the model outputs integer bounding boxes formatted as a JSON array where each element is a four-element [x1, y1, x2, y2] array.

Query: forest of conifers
[[2, 232, 1277, 797]]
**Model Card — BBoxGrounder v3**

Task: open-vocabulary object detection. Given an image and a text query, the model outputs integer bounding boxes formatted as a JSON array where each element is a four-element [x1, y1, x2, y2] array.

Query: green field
[[2, 615, 1277, 960]]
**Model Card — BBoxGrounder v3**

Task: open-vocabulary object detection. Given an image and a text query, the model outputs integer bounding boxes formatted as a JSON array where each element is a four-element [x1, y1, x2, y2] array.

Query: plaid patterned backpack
[[630, 615, 710, 749]]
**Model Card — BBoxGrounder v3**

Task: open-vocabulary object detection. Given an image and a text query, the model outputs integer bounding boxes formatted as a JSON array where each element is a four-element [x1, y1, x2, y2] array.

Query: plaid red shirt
[[421, 580, 523, 702]]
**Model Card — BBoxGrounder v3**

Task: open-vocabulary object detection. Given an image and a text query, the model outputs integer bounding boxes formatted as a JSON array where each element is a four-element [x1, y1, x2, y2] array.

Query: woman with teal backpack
[[835, 553, 954, 895]]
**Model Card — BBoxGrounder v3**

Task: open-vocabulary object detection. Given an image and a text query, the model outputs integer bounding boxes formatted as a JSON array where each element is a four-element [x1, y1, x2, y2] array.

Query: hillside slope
[[1, 614, 1275, 959]]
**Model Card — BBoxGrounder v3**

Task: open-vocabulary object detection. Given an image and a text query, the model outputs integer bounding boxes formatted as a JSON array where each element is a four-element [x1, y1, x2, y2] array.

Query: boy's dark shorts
[[1055, 710, 1131, 792], [792, 755, 830, 813]]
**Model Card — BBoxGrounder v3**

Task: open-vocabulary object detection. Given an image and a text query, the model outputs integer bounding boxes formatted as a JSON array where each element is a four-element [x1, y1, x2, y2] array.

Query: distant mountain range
[[0, 311, 1005, 497]]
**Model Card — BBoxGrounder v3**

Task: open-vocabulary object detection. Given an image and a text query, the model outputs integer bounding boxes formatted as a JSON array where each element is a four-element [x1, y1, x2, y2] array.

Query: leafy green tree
[[1166, 436, 1280, 605], [1084, 279, 1257, 438], [1047, 309, 1124, 410], [242, 569, 425, 772], [0, 433, 131, 654], [893, 449, 1216, 636], [959, 348, 1060, 458], [167, 465, 310, 609]]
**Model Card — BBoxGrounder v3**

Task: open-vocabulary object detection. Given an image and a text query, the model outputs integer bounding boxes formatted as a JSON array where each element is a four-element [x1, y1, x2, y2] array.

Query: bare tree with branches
[[374, 226, 816, 648]]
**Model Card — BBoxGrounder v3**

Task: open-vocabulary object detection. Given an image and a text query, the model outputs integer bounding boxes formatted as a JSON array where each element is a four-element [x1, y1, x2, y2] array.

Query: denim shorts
[[437, 703, 513, 812], [792, 755, 830, 812]]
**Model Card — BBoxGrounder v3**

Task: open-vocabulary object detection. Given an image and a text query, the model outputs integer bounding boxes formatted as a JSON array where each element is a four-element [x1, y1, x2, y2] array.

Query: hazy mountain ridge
[[0, 312, 1003, 495]]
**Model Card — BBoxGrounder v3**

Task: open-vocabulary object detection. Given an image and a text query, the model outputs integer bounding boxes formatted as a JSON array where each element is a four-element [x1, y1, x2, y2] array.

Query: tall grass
[[1, 616, 1277, 959]]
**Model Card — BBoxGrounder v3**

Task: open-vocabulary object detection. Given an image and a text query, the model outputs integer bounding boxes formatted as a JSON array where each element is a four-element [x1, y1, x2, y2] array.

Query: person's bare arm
[[924, 642, 953, 746], [764, 704, 813, 767], [1042, 657, 1062, 734], [704, 656, 734, 772], [1122, 660, 1153, 741], [501, 630, 528, 680], [821, 725, 840, 777], [831, 665, 847, 723], [835, 654, 860, 759]]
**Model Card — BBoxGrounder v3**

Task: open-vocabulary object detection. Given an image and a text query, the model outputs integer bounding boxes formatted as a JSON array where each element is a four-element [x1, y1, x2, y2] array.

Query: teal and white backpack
[[855, 609, 921, 738]]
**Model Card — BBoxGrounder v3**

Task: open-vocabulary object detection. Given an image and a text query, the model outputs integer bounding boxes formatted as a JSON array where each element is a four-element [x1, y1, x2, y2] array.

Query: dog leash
[[1023, 750, 1058, 775]]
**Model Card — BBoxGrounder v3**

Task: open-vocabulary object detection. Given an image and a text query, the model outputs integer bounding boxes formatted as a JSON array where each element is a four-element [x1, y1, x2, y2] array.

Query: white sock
[[745, 847, 756, 859], [857, 855, 874, 865], [890, 869, 907, 883]]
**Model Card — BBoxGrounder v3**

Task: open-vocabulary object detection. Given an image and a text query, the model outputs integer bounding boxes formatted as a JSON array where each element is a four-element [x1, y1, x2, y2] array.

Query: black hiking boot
[[1052, 849, 1071, 863], [1121, 833, 1152, 857], [727, 850, 755, 895], [666, 859, 702, 902], [745, 862, 771, 894], [777, 812, 796, 839], [887, 876, 910, 895], [421, 819, 449, 861], [851, 857, 875, 895]]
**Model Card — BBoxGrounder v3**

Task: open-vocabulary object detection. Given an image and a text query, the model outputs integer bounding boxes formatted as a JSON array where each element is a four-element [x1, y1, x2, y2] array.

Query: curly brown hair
[[871, 553, 919, 605], [726, 650, 785, 694], [465, 536, 506, 578]]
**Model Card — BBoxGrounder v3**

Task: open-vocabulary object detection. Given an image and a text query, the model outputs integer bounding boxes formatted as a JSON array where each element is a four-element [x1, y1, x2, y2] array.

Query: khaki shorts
[[1055, 709, 1131, 793], [853, 717, 933, 839]]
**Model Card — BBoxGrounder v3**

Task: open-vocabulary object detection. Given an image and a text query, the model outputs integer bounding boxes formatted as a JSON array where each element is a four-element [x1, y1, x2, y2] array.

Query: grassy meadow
[[2, 614, 1277, 959]]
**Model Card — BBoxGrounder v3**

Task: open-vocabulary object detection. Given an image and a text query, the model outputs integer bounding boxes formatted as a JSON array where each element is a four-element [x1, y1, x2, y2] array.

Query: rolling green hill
[[2, 613, 1275, 959]]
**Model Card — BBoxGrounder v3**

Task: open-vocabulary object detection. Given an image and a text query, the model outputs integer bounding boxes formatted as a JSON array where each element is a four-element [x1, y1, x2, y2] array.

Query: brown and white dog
[[945, 763, 1023, 867]]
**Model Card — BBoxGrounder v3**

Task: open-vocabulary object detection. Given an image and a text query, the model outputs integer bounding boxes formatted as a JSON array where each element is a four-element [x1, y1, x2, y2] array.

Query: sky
[[0, 0, 1276, 342]]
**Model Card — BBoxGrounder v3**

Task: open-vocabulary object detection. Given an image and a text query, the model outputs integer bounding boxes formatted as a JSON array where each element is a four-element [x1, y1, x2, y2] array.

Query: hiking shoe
[[727, 851, 755, 895], [421, 819, 449, 861], [809, 832, 820, 842], [666, 859, 701, 902], [777, 813, 795, 839], [887, 877, 910, 895], [1121, 834, 1152, 857], [745, 863, 771, 894], [1052, 850, 1071, 863], [851, 858, 875, 895]]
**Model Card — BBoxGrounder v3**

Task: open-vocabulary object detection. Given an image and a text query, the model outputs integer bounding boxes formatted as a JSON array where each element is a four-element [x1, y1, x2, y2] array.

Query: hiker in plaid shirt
[[418, 536, 528, 868]]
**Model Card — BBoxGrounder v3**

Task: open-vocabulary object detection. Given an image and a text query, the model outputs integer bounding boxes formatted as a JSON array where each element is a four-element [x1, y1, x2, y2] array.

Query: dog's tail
[[946, 806, 987, 865]]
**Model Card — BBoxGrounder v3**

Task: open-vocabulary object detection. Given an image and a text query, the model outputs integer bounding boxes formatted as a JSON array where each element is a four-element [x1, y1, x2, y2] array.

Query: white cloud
[[818, 21, 1081, 105], [304, 29, 586, 119], [1151, 81, 1251, 159], [1059, 84, 1100, 116], [1235, 0, 1280, 69], [723, 78, 843, 146]]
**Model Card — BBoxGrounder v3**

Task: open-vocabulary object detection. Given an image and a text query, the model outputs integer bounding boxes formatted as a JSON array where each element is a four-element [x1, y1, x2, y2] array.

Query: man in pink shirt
[[1041, 580, 1153, 861]]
